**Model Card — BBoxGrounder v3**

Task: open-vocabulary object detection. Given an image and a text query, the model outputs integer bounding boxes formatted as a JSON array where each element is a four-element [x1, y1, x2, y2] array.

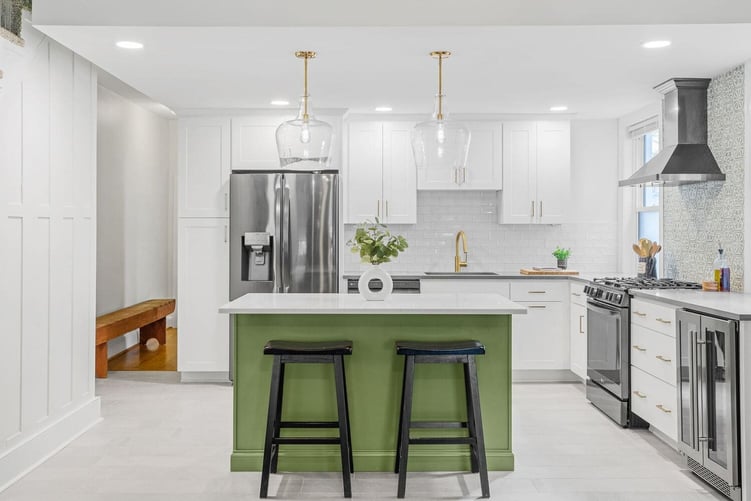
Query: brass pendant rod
[[296, 50, 316, 121], [430, 51, 450, 120]]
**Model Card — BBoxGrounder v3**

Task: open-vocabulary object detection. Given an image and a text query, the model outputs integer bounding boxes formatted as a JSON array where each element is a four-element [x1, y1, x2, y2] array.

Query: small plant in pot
[[552, 247, 571, 270], [347, 218, 408, 300]]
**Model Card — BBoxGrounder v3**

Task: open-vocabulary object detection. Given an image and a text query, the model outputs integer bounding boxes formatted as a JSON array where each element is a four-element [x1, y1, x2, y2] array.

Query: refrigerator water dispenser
[[243, 232, 272, 281]]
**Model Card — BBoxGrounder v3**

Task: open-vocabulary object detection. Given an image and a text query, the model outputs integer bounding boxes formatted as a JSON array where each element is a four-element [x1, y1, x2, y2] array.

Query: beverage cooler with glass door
[[676, 310, 741, 501]]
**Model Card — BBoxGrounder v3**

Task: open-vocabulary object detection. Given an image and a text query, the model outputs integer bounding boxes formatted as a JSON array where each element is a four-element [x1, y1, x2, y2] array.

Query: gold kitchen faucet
[[455, 230, 468, 272]]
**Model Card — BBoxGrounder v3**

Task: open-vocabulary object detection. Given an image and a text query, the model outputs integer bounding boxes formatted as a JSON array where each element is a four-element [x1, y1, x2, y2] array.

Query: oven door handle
[[587, 301, 621, 316]]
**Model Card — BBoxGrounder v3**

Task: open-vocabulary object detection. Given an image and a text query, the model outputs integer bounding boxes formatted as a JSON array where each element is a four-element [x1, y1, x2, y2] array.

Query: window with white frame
[[629, 118, 661, 269]]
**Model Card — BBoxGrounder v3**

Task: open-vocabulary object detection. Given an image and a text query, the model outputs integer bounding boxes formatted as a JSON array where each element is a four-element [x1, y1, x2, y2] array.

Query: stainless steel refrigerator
[[229, 170, 339, 376]]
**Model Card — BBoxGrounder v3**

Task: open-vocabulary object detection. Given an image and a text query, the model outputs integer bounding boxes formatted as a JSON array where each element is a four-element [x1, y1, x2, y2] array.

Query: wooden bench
[[95, 299, 176, 378]]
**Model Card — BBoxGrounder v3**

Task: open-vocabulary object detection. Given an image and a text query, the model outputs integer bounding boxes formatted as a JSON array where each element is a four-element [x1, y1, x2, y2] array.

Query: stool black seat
[[394, 340, 490, 499], [260, 340, 354, 498]]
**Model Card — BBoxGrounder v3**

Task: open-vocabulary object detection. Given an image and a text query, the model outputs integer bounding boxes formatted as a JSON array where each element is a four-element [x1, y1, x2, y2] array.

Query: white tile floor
[[0, 373, 725, 501]]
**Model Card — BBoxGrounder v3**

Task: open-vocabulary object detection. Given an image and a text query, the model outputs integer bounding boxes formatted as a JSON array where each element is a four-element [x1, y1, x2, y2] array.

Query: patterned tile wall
[[342, 191, 618, 274], [663, 66, 745, 291]]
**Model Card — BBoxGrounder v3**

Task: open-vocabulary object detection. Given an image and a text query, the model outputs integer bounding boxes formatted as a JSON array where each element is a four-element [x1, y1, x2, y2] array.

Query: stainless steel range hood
[[619, 78, 725, 187]]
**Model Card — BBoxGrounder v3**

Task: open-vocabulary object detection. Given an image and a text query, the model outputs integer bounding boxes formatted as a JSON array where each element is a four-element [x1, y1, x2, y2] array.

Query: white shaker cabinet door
[[512, 301, 568, 370], [536, 121, 570, 225], [177, 218, 230, 373], [463, 122, 502, 190], [231, 115, 290, 171], [178, 118, 231, 218], [569, 301, 587, 379], [345, 122, 383, 224], [382, 122, 417, 224], [499, 122, 536, 224]]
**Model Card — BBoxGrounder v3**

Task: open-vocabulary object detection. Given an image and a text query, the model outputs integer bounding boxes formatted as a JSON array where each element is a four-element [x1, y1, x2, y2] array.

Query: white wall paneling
[[0, 26, 100, 492]]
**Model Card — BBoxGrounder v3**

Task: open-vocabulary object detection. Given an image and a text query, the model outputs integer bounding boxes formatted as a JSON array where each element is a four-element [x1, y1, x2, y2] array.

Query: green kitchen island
[[219, 292, 526, 473]]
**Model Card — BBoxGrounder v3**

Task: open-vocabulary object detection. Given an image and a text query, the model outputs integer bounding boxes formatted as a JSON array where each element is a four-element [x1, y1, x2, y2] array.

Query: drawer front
[[631, 298, 677, 337], [630, 366, 678, 441], [630, 324, 677, 386], [511, 280, 568, 302], [569, 282, 586, 307]]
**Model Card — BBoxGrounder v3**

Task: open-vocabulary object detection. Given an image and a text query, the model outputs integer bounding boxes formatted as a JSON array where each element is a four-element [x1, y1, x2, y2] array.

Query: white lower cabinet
[[510, 280, 569, 374], [177, 218, 230, 375], [631, 366, 678, 440], [629, 297, 679, 443], [569, 282, 587, 379]]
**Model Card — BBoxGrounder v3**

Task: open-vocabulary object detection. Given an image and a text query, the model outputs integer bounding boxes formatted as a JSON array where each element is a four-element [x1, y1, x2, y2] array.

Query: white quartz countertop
[[219, 293, 527, 315], [632, 290, 751, 321]]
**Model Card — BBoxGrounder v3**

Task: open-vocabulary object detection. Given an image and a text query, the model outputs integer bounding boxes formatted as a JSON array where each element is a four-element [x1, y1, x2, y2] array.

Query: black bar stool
[[260, 340, 354, 498], [394, 340, 490, 499]]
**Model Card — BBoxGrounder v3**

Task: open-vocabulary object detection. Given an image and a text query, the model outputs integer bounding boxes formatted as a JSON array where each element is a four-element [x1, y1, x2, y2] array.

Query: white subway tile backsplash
[[343, 191, 618, 274]]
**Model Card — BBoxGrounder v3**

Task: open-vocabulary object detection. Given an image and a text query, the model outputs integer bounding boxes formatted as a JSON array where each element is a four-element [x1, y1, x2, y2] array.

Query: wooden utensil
[[653, 244, 662, 256], [632, 244, 643, 256], [639, 238, 653, 257]]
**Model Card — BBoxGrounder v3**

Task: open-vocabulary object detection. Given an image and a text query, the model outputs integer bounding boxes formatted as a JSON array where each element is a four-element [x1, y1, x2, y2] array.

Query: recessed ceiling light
[[116, 41, 144, 50], [271, 100, 290, 106], [642, 40, 671, 49], [550, 105, 568, 112], [375, 106, 393, 112]]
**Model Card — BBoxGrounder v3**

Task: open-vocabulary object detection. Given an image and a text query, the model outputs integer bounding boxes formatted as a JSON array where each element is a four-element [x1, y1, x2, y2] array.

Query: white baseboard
[[107, 330, 139, 357], [512, 369, 580, 383], [179, 371, 230, 384], [0, 397, 101, 493]]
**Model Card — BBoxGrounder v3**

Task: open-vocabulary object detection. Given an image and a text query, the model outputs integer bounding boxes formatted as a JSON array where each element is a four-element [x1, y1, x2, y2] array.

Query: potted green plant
[[347, 218, 408, 300], [552, 246, 571, 270]]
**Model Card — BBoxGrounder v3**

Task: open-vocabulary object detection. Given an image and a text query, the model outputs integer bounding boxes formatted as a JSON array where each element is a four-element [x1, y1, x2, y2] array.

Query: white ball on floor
[[145, 338, 160, 351]]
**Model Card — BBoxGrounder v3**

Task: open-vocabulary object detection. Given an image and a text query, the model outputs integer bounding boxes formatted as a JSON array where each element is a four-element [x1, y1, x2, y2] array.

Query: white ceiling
[[38, 24, 751, 119]]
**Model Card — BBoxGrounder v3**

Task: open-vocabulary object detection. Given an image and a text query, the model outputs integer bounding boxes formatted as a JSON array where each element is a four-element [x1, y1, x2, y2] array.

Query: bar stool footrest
[[410, 420, 468, 429], [280, 421, 339, 428], [409, 437, 477, 446], [273, 437, 341, 445]]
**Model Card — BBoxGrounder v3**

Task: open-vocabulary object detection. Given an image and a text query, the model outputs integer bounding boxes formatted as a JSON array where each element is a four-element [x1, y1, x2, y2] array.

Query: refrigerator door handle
[[274, 176, 284, 293], [282, 182, 292, 293]]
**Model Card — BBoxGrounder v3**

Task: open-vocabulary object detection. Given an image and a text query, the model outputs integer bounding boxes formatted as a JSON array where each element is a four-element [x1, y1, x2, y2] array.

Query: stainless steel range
[[584, 277, 701, 427]]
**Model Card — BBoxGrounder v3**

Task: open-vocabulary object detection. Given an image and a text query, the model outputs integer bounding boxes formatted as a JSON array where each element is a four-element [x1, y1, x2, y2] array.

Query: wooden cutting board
[[520, 268, 580, 275]]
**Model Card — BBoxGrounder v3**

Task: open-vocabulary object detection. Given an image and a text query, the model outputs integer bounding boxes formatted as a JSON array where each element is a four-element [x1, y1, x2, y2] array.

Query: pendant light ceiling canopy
[[411, 51, 471, 181], [276, 50, 333, 169]]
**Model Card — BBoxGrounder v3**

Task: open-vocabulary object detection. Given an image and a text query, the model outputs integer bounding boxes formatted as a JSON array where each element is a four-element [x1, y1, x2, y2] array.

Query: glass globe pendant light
[[412, 51, 470, 184], [276, 51, 333, 169]]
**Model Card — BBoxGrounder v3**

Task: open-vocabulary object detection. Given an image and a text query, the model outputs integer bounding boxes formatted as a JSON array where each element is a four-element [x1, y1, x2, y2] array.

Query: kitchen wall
[[0, 23, 100, 491], [343, 120, 619, 274], [663, 65, 745, 290], [97, 85, 175, 355]]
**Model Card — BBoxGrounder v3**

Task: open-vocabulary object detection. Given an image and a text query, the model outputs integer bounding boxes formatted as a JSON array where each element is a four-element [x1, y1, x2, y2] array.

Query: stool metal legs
[[395, 354, 490, 499], [260, 356, 283, 498]]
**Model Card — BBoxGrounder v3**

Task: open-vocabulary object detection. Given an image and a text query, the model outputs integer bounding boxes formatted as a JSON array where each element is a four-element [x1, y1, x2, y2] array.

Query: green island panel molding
[[231, 314, 513, 472]]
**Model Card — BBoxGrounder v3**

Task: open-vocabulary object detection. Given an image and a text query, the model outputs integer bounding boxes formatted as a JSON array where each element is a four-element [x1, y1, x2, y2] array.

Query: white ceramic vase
[[358, 265, 393, 301]]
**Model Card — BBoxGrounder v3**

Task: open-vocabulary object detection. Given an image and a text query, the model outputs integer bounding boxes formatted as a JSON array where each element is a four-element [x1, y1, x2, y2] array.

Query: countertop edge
[[631, 290, 751, 321]]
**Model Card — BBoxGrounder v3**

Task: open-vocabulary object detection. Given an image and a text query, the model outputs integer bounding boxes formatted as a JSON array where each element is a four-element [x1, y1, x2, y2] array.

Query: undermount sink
[[423, 272, 499, 277]]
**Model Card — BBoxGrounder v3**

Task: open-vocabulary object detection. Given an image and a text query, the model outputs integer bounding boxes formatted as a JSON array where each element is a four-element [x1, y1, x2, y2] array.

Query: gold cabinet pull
[[224, 224, 228, 243], [656, 404, 672, 414], [539, 200, 543, 218], [571, 292, 582, 297], [633, 390, 647, 398], [225, 193, 229, 212], [462, 167, 467, 184], [528, 291, 547, 294], [579, 315, 584, 334], [377, 199, 380, 218], [633, 311, 647, 317], [528, 305, 547, 309], [655, 355, 672, 363], [531, 200, 535, 217], [632, 345, 647, 352], [454, 168, 459, 185], [656, 317, 672, 324]]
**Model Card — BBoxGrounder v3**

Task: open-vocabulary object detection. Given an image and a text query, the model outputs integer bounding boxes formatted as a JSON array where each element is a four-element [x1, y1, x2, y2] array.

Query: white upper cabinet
[[417, 121, 502, 190], [344, 121, 416, 224], [498, 121, 570, 224], [231, 115, 290, 171], [231, 113, 342, 171], [178, 118, 231, 218]]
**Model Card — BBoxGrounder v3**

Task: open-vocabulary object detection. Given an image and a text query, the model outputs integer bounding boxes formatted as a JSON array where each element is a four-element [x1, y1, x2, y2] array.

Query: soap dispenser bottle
[[713, 245, 730, 291]]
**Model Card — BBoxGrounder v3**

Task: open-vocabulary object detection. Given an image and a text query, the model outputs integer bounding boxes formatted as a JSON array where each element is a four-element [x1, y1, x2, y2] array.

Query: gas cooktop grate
[[592, 277, 702, 291]]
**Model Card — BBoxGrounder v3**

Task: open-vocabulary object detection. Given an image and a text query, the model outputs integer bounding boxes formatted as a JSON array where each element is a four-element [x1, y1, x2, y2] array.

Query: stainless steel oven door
[[587, 299, 630, 400]]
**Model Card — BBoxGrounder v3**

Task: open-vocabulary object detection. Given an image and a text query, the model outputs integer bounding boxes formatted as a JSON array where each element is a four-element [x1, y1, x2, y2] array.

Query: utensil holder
[[637, 257, 656, 279]]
